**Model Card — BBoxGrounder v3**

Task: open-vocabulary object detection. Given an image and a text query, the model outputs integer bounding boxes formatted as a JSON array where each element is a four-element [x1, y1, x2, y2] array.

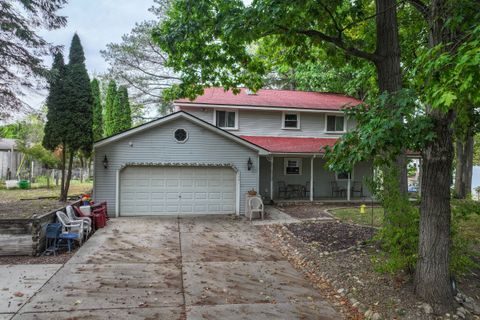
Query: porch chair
[[66, 206, 92, 236], [330, 181, 347, 198], [277, 181, 287, 198], [42, 223, 62, 256], [351, 181, 364, 198], [56, 211, 84, 245], [248, 196, 264, 221]]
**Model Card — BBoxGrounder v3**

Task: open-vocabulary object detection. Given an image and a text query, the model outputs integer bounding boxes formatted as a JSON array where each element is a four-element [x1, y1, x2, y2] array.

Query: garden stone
[[372, 312, 382, 320], [365, 309, 374, 318], [421, 303, 433, 314]]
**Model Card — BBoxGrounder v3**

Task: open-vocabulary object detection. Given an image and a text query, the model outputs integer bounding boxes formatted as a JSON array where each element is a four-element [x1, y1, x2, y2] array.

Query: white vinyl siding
[[94, 117, 258, 217], [180, 107, 352, 137]]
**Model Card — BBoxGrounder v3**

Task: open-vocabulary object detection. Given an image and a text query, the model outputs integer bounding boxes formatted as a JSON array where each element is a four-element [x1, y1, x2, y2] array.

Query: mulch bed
[[287, 221, 376, 252], [263, 221, 480, 320]]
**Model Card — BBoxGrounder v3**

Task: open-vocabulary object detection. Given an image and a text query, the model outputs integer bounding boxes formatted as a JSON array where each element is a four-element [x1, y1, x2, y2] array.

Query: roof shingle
[[240, 135, 337, 153], [175, 87, 362, 111]]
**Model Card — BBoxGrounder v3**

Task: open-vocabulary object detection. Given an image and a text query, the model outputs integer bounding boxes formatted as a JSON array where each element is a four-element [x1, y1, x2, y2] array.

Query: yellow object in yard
[[360, 204, 367, 214]]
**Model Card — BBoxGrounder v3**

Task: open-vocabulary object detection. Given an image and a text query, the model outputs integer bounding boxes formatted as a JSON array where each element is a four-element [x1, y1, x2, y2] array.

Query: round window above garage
[[174, 128, 188, 143]]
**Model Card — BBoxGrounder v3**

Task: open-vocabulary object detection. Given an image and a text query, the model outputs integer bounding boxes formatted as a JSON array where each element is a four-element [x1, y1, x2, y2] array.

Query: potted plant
[[247, 188, 257, 196], [82, 194, 92, 206]]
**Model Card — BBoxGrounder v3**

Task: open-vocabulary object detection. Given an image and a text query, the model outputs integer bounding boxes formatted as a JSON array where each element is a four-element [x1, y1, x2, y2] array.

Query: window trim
[[173, 128, 189, 143], [325, 114, 347, 133], [213, 108, 239, 130], [284, 158, 302, 175], [282, 112, 300, 130]]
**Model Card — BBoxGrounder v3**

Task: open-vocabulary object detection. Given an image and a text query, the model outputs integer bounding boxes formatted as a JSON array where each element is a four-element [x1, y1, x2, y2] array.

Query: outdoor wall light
[[247, 157, 253, 171], [103, 155, 109, 169]]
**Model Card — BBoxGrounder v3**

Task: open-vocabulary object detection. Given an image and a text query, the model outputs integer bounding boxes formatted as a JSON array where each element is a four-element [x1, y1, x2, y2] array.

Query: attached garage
[[93, 111, 267, 217], [120, 166, 236, 216]]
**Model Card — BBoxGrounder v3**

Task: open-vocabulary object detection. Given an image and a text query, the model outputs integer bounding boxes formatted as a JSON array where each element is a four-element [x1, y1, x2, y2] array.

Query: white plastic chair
[[56, 211, 84, 244], [66, 206, 92, 236], [248, 197, 264, 221]]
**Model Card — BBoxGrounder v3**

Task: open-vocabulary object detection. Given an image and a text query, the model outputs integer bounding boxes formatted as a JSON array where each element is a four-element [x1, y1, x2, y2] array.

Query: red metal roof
[[240, 135, 338, 153], [175, 87, 362, 111]]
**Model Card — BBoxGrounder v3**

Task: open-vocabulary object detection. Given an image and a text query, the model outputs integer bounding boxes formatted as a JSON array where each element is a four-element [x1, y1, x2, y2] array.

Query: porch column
[[270, 156, 274, 201], [310, 156, 314, 201], [347, 172, 351, 201]]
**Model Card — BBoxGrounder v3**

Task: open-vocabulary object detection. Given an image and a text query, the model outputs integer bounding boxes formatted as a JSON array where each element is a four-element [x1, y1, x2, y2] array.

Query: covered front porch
[[258, 155, 374, 202]]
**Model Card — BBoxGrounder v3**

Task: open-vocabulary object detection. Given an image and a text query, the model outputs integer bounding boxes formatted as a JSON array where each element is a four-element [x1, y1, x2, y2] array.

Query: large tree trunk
[[414, 111, 455, 313], [374, 0, 408, 194], [414, 0, 455, 313], [60, 151, 74, 202]]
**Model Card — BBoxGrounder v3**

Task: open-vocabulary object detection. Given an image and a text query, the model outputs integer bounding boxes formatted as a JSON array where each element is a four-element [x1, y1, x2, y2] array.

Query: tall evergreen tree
[[116, 86, 132, 132], [91, 78, 103, 141], [60, 34, 93, 201], [104, 80, 117, 137], [43, 52, 69, 196]]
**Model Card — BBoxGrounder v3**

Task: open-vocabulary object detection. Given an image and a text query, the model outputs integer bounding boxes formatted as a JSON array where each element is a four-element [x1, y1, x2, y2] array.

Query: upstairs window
[[326, 115, 345, 132], [215, 110, 237, 129], [282, 112, 300, 129]]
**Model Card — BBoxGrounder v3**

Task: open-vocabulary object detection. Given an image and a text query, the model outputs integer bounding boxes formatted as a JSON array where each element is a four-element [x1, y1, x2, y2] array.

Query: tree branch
[[406, 0, 429, 20], [289, 28, 382, 62]]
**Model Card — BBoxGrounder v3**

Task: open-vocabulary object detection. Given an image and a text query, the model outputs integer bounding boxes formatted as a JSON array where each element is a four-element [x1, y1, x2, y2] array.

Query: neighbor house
[[93, 88, 373, 217]]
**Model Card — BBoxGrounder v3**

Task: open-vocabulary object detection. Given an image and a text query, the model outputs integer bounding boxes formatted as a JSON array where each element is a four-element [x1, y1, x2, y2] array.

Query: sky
[[24, 0, 156, 110]]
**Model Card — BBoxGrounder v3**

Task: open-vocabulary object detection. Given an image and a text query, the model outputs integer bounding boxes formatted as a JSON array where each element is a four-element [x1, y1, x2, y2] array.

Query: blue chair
[[43, 223, 62, 256]]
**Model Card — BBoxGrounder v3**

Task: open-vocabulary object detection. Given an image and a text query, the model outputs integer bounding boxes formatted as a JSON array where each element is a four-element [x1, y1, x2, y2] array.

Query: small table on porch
[[286, 184, 306, 199]]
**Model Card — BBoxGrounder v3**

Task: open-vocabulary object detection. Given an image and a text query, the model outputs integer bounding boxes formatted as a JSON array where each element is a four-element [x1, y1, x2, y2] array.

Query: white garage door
[[120, 166, 236, 216]]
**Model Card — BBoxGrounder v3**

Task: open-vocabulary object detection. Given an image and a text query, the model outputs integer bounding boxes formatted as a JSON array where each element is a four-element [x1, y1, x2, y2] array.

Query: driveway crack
[[177, 216, 187, 319]]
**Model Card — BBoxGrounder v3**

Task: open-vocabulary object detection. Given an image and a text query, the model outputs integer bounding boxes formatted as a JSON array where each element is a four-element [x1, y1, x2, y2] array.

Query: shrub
[[371, 168, 479, 276]]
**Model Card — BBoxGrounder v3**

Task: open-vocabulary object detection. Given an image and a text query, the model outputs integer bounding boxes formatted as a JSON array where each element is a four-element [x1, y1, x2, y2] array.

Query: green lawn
[[330, 206, 384, 227], [331, 206, 480, 245]]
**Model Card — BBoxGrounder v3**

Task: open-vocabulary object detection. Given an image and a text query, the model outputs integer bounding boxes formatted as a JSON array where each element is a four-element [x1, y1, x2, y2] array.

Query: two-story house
[[93, 88, 372, 217]]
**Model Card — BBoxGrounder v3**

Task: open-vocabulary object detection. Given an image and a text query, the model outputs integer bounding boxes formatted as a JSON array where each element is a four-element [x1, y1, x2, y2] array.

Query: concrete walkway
[[12, 216, 340, 319]]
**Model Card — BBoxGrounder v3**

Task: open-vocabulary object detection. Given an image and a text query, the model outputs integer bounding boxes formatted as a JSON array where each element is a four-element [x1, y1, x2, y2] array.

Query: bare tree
[[101, 0, 178, 118]]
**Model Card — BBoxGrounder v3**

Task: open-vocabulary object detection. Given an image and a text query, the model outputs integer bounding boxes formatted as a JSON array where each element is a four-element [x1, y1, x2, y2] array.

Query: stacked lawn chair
[[56, 211, 86, 251], [43, 223, 62, 256]]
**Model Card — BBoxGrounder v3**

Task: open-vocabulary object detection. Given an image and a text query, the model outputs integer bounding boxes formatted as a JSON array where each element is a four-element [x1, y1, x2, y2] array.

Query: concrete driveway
[[13, 216, 340, 319]]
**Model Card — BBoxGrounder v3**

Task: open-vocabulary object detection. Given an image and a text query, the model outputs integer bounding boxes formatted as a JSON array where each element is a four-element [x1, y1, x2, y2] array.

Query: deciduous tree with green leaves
[[154, 0, 479, 313], [153, 0, 409, 193]]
